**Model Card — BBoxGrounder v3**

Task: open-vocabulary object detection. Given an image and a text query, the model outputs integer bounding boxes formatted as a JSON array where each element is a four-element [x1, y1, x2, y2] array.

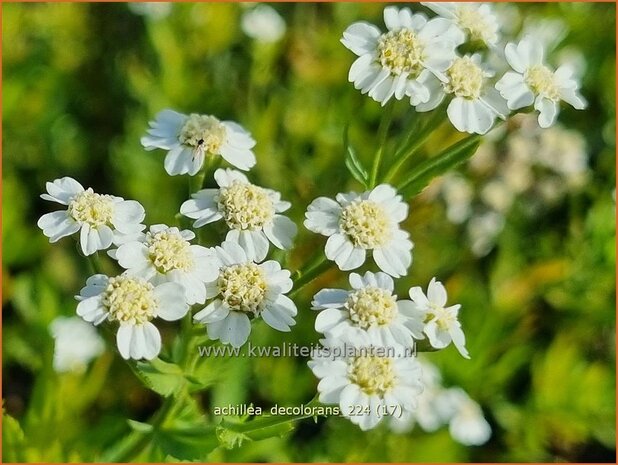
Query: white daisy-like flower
[[180, 168, 297, 262], [76, 274, 189, 360], [112, 224, 220, 305], [312, 271, 424, 346], [304, 184, 413, 277], [416, 54, 508, 135], [193, 241, 297, 348], [341, 5, 464, 106], [409, 277, 470, 358], [241, 4, 286, 43], [443, 387, 492, 445], [49, 316, 105, 373], [141, 109, 257, 175], [495, 36, 587, 128], [422, 3, 500, 46], [309, 340, 423, 431], [37, 177, 146, 256]]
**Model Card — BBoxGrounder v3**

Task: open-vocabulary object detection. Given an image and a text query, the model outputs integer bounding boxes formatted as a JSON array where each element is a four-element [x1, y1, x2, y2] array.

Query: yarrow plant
[[34, 3, 587, 458]]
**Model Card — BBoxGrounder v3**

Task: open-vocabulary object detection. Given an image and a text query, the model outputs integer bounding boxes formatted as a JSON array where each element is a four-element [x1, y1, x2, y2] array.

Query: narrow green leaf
[[127, 419, 154, 433], [398, 135, 481, 198], [343, 125, 369, 187], [133, 358, 185, 397]]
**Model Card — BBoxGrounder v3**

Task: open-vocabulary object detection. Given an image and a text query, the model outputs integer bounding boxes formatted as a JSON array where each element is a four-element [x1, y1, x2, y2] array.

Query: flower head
[[112, 224, 221, 305], [180, 169, 297, 262], [193, 241, 297, 348], [304, 184, 413, 277], [341, 6, 463, 106], [49, 316, 105, 373], [422, 2, 499, 46], [76, 274, 189, 360], [241, 4, 286, 43], [309, 340, 423, 431], [417, 55, 508, 134], [409, 278, 469, 358], [37, 177, 146, 256], [141, 109, 257, 175], [312, 271, 424, 346], [495, 36, 587, 128], [444, 388, 492, 446]]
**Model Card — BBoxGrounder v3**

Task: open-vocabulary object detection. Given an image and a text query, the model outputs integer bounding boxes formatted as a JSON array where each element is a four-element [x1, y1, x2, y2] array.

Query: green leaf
[[343, 126, 369, 187], [132, 358, 185, 397], [127, 419, 154, 433], [155, 424, 219, 461], [2, 411, 25, 462], [398, 135, 481, 198]]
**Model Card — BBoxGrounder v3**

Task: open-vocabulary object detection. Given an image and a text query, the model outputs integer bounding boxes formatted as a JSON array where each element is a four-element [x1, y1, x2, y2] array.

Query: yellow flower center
[[218, 263, 267, 315], [340, 200, 391, 249], [425, 303, 456, 331], [525, 65, 559, 101], [456, 5, 494, 43], [103, 276, 157, 325], [178, 114, 227, 153], [146, 230, 194, 273], [68, 190, 115, 227], [445, 56, 485, 100], [377, 29, 425, 77], [346, 287, 398, 329], [217, 181, 275, 231], [349, 356, 397, 395]]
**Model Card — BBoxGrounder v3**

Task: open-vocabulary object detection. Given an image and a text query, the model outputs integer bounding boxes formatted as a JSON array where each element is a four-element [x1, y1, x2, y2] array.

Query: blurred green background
[[2, 2, 616, 462]]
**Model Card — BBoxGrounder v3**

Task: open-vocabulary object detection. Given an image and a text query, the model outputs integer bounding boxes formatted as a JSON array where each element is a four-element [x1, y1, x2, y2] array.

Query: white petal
[[373, 240, 411, 277], [427, 278, 448, 307], [141, 322, 162, 360], [384, 6, 402, 31], [341, 22, 381, 56], [162, 145, 188, 175], [214, 167, 249, 187], [311, 289, 348, 309], [37, 211, 80, 242], [41, 177, 84, 205], [504, 42, 526, 73], [219, 144, 256, 171], [115, 242, 150, 270], [304, 197, 342, 236], [194, 300, 230, 323], [76, 296, 108, 325], [218, 312, 252, 348], [112, 200, 145, 233], [216, 241, 247, 265], [408, 286, 429, 308], [263, 215, 297, 250], [314, 308, 346, 333], [154, 282, 189, 321], [116, 324, 133, 360], [535, 97, 559, 128]]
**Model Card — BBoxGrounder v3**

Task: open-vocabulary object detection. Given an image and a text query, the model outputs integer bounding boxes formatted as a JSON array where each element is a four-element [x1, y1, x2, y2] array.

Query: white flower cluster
[[388, 359, 492, 446], [342, 4, 586, 134], [309, 274, 470, 430], [39, 109, 299, 360]]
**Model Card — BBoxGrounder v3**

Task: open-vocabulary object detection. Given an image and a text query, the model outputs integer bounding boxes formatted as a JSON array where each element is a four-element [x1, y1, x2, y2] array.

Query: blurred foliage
[[2, 2, 615, 462]]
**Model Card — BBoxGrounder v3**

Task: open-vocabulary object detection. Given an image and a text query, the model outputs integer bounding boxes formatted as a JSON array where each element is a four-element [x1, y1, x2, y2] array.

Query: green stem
[[87, 253, 103, 275], [369, 103, 395, 188], [383, 110, 445, 184], [290, 253, 330, 298]]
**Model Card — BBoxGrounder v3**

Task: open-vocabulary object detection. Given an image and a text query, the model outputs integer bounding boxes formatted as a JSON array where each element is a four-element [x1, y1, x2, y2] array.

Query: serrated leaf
[[2, 411, 25, 462], [133, 358, 185, 397], [398, 135, 481, 198], [216, 426, 251, 449]]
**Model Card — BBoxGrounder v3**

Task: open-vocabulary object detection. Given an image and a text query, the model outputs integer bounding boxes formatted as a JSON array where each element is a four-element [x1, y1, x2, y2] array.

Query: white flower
[[241, 4, 286, 43], [304, 184, 413, 277], [409, 278, 470, 358], [141, 109, 257, 175], [76, 274, 189, 360], [309, 340, 423, 431], [422, 3, 500, 46], [443, 388, 492, 445], [49, 316, 105, 373], [417, 54, 508, 135], [37, 177, 146, 256], [312, 271, 424, 346], [495, 36, 587, 128], [193, 241, 297, 348], [341, 5, 463, 106], [127, 2, 172, 20], [180, 168, 297, 262], [112, 224, 220, 305]]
